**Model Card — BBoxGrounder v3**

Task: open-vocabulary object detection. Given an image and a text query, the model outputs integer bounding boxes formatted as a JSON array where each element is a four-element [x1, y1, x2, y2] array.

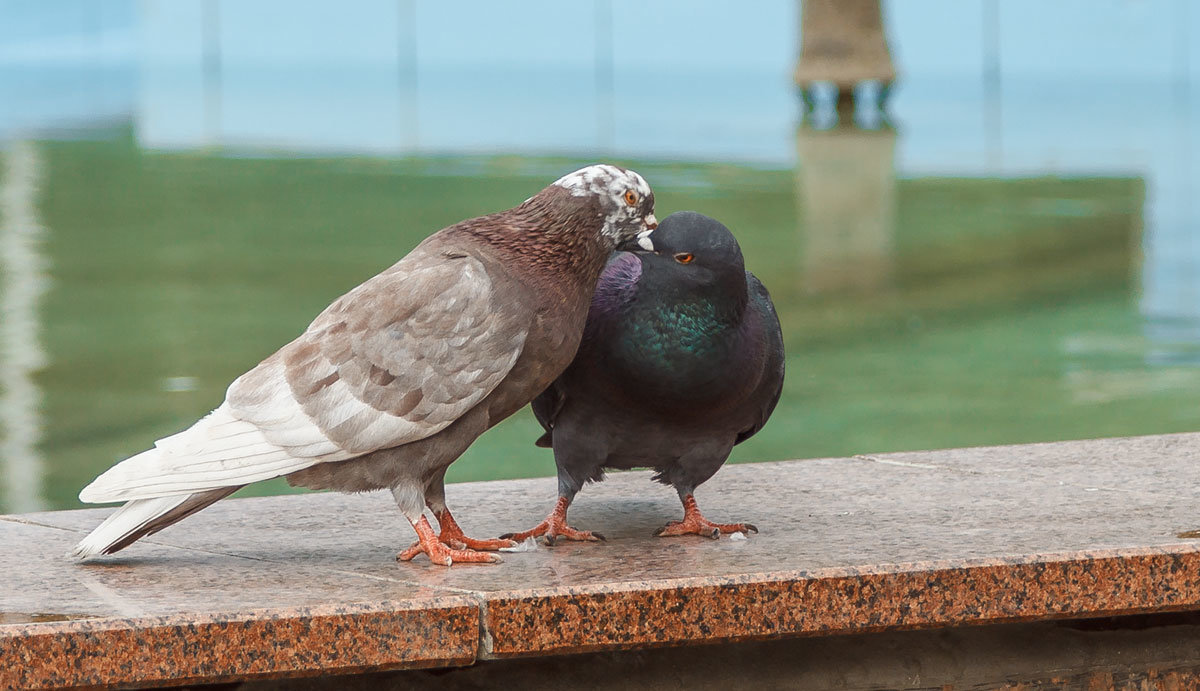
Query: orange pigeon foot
[[436, 508, 517, 551], [397, 516, 502, 565], [654, 494, 758, 540], [500, 496, 605, 544], [396, 508, 515, 560]]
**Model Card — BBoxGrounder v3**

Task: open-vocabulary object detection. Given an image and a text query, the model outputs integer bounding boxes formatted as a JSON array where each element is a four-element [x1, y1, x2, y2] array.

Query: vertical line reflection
[[0, 140, 49, 514]]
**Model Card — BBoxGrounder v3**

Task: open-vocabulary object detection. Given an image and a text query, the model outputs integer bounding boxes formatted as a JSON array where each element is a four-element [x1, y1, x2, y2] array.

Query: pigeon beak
[[636, 227, 656, 251], [616, 215, 658, 252], [618, 227, 656, 253]]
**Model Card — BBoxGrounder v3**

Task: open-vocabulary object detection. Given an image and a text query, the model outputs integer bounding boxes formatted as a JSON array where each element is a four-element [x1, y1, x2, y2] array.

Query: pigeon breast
[[582, 258, 762, 410]]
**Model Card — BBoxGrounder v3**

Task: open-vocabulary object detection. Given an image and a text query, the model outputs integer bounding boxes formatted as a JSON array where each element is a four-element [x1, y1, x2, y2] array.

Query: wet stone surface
[[4, 433, 1200, 688]]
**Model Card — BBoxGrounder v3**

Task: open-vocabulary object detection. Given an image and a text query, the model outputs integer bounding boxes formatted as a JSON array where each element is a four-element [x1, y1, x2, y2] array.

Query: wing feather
[[81, 246, 530, 504]]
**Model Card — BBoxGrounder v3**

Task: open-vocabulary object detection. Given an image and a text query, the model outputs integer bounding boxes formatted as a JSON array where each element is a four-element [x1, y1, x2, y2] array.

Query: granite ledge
[[1, 601, 479, 690], [480, 546, 1200, 657], [5, 432, 1200, 688]]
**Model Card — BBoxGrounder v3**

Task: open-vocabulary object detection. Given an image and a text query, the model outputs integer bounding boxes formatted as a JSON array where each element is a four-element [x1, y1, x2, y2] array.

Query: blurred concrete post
[[795, 0, 896, 116], [795, 123, 897, 294]]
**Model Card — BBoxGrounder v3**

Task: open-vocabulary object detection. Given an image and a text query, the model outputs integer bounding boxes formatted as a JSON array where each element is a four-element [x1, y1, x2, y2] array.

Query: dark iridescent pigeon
[[503, 211, 784, 543], [74, 164, 658, 566]]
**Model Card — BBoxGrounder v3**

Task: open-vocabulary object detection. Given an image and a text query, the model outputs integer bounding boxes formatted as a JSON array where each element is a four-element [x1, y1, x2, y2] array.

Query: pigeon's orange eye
[[674, 253, 694, 264], [623, 190, 638, 206]]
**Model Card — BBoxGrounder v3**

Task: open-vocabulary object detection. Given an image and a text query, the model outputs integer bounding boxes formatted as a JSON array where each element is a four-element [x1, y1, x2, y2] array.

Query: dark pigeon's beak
[[617, 217, 657, 253]]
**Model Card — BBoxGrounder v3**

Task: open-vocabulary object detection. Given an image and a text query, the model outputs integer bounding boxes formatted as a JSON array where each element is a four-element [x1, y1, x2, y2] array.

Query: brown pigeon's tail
[[71, 487, 240, 559]]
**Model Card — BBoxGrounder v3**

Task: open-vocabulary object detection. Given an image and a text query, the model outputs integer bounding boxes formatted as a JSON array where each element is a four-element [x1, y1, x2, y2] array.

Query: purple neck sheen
[[590, 252, 641, 315]]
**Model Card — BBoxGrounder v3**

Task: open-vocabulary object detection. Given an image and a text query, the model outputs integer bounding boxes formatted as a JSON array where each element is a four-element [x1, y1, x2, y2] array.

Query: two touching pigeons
[[75, 165, 784, 566]]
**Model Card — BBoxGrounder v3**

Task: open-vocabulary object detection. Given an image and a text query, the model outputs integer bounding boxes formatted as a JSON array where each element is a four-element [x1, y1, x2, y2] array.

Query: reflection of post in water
[[795, 122, 897, 295], [0, 141, 49, 513], [795, 0, 896, 125], [794, 0, 898, 294]]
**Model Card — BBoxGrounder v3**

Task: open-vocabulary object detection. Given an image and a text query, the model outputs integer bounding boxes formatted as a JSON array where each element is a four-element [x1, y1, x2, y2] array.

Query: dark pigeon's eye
[[623, 190, 638, 206], [674, 253, 694, 264]]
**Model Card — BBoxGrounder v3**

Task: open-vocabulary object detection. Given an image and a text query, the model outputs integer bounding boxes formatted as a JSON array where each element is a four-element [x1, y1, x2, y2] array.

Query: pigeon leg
[[499, 496, 605, 544], [655, 494, 758, 539], [397, 515, 502, 565], [395, 480, 515, 558]]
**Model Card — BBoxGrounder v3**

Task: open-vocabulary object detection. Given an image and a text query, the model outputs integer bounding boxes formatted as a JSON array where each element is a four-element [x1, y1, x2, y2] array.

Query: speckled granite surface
[[5, 433, 1200, 688]]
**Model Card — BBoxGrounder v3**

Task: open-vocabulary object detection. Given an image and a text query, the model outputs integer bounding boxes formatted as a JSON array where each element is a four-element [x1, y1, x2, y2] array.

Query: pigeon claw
[[545, 524, 604, 545], [499, 523, 548, 542], [508, 519, 602, 545], [542, 524, 602, 547], [655, 519, 753, 539], [457, 536, 517, 550], [396, 542, 501, 565], [655, 494, 757, 540], [501, 496, 603, 545], [400, 515, 503, 566], [435, 508, 517, 552], [396, 541, 422, 561]]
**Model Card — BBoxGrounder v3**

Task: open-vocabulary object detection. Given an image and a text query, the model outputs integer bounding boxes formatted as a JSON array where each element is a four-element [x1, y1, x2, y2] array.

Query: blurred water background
[[0, 0, 1197, 513]]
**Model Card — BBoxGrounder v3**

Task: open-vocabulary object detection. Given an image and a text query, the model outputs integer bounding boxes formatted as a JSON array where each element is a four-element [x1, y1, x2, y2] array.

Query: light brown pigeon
[[74, 164, 658, 566]]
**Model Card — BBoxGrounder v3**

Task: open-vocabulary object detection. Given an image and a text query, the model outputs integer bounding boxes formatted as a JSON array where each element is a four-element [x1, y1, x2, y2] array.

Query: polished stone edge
[[481, 547, 1200, 657], [0, 600, 479, 691], [232, 615, 1200, 691]]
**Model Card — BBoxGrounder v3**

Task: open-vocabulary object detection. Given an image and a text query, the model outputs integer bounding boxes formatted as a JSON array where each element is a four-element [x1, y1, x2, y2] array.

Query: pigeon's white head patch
[[554, 164, 657, 245], [554, 164, 648, 199]]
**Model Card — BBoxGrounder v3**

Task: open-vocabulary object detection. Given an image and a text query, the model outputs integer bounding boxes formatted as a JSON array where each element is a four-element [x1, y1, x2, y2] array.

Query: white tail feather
[[78, 403, 348, 504], [73, 400, 349, 558], [71, 495, 193, 560]]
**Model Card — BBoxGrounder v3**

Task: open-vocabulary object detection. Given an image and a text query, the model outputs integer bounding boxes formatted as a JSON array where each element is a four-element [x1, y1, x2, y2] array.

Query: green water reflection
[[8, 128, 1194, 513]]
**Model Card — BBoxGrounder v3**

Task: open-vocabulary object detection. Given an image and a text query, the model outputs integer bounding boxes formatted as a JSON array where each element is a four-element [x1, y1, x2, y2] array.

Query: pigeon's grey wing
[[735, 272, 785, 446], [236, 245, 532, 455], [81, 245, 532, 503]]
